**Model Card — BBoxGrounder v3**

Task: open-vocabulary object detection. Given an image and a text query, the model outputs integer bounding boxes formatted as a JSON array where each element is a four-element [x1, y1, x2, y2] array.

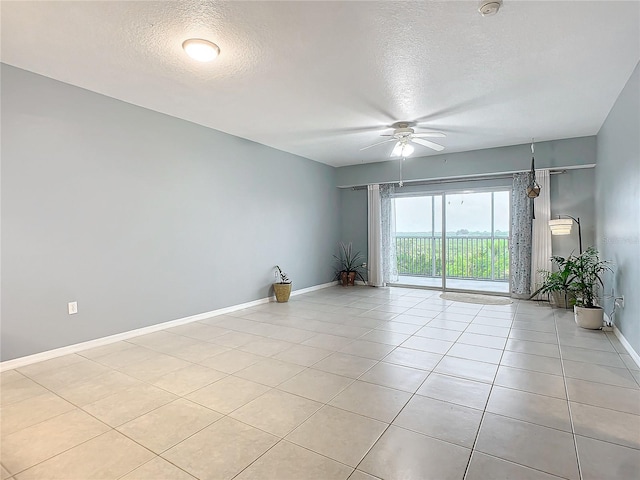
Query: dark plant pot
[[340, 271, 356, 286]]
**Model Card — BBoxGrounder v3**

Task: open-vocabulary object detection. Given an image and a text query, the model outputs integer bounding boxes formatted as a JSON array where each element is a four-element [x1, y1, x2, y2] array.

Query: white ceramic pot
[[574, 306, 604, 329]]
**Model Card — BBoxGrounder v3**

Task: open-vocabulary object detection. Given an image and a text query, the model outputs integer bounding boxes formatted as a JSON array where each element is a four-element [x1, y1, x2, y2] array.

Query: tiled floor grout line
[[555, 310, 585, 480], [460, 300, 519, 480], [114, 455, 197, 480]]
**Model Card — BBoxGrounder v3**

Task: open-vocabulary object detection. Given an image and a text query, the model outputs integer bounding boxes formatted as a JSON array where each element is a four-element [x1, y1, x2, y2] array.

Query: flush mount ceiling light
[[182, 38, 220, 62], [478, 0, 503, 16]]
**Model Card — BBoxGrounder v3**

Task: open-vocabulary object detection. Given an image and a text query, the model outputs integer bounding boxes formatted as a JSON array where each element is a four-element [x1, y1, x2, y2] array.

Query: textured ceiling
[[1, 1, 639, 167]]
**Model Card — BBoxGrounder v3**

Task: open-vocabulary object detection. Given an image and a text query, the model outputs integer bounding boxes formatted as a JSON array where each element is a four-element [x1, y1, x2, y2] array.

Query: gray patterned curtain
[[511, 173, 533, 297], [380, 184, 398, 285]]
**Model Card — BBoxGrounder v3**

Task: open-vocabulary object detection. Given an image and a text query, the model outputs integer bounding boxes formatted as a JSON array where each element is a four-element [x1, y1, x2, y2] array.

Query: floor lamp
[[548, 215, 582, 254]]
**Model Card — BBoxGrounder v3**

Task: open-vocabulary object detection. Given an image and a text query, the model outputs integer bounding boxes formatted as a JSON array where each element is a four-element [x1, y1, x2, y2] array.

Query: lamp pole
[[557, 215, 582, 254]]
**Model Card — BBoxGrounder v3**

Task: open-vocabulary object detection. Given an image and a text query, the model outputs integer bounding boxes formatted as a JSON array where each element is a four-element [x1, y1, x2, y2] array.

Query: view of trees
[[396, 234, 510, 280]]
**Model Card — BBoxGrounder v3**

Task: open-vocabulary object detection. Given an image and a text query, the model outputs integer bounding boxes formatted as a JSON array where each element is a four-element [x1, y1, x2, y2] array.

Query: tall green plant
[[334, 242, 366, 282], [568, 247, 612, 308]]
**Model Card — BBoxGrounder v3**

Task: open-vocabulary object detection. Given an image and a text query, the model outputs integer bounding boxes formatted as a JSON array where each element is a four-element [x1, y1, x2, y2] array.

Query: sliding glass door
[[393, 188, 510, 294], [443, 191, 510, 293], [395, 195, 443, 289]]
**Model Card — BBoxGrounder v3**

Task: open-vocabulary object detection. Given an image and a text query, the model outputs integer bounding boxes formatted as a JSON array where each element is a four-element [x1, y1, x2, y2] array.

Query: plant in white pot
[[273, 265, 292, 303], [568, 247, 612, 329]]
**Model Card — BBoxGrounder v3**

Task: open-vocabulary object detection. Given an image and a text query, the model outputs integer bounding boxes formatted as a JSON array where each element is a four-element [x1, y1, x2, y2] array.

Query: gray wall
[[550, 168, 596, 259], [1, 65, 340, 361], [596, 62, 640, 356], [339, 188, 369, 276], [337, 136, 597, 187]]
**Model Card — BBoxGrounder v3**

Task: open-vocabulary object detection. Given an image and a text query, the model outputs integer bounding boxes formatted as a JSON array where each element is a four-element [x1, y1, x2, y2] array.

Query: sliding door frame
[[391, 185, 512, 296]]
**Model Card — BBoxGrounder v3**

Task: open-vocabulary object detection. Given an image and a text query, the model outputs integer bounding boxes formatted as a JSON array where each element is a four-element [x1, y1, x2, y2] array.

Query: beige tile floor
[[1, 286, 639, 479]]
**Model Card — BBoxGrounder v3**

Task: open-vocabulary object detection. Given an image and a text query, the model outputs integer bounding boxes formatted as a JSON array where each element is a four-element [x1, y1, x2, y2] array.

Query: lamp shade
[[549, 218, 573, 235]]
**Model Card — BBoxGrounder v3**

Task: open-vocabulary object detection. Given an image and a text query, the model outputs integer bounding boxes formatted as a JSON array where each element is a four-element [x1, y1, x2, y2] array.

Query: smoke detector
[[478, 0, 502, 16]]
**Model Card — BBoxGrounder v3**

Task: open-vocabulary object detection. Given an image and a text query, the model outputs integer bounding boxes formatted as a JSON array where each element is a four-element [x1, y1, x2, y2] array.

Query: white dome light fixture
[[478, 0, 502, 16], [400, 143, 414, 157], [391, 142, 415, 158], [182, 39, 220, 62]]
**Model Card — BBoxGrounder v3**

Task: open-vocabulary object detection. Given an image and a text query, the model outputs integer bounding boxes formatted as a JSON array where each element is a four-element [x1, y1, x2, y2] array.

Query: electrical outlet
[[615, 296, 624, 309], [68, 301, 78, 315]]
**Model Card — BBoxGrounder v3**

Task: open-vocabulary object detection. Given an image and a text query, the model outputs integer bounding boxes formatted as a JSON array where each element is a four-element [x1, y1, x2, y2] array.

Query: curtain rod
[[344, 164, 596, 191]]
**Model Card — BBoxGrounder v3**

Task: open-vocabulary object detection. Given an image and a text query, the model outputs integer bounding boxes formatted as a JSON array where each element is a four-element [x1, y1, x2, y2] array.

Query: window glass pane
[[434, 195, 442, 237], [494, 190, 510, 237], [395, 196, 433, 234], [445, 192, 492, 236], [433, 195, 442, 276]]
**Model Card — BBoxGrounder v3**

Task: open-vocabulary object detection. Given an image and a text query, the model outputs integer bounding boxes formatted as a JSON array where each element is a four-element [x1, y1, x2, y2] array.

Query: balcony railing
[[396, 235, 510, 281]]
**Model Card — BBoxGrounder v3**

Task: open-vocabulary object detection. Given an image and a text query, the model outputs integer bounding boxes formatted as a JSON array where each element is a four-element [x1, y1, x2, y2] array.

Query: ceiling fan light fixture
[[401, 143, 414, 157], [367, 121, 446, 157], [182, 38, 220, 62], [391, 142, 403, 158], [391, 142, 414, 158]]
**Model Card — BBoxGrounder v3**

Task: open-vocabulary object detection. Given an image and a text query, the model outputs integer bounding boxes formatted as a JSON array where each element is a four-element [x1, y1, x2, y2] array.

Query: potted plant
[[530, 255, 576, 309], [333, 242, 366, 286], [568, 247, 612, 329], [273, 265, 292, 303]]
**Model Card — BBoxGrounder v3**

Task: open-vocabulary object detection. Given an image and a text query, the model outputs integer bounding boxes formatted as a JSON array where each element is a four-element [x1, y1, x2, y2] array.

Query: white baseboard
[[613, 325, 640, 369], [0, 281, 337, 372]]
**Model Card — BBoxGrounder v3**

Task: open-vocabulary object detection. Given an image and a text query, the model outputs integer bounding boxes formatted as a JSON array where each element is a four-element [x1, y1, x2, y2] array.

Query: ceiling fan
[[360, 121, 446, 157]]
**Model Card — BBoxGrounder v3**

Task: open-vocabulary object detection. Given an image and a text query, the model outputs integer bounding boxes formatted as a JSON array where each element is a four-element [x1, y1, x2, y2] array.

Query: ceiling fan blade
[[411, 132, 446, 138], [411, 137, 445, 151], [360, 138, 396, 151]]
